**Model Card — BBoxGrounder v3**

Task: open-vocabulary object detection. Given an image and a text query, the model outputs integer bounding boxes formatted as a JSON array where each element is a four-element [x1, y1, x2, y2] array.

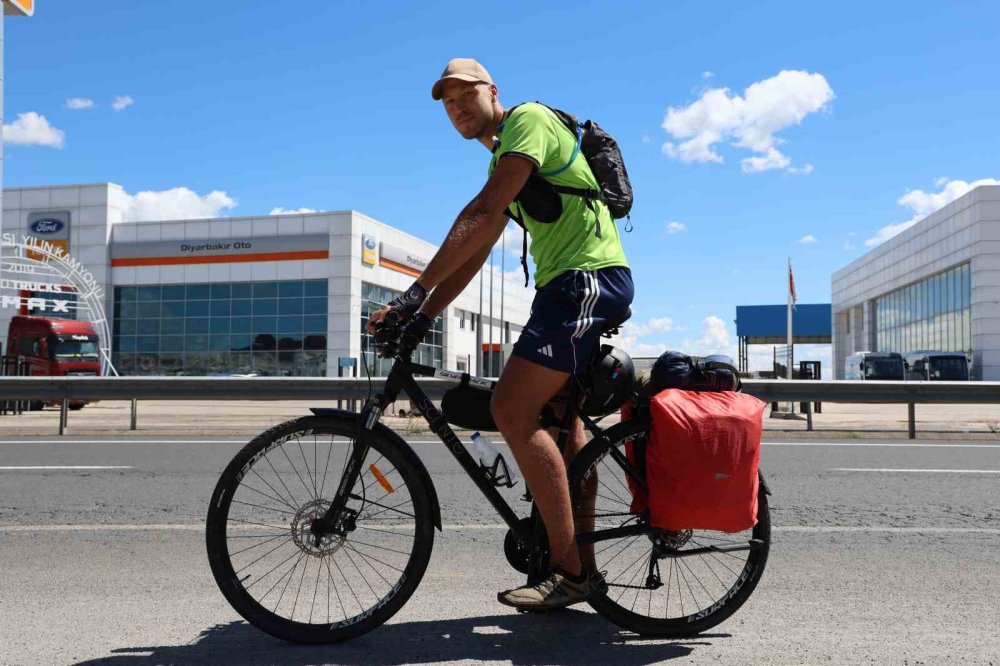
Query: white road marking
[[0, 440, 248, 445], [833, 468, 1000, 474], [0, 466, 133, 471], [766, 442, 1000, 449], [2, 439, 999, 449], [2, 523, 999, 535]]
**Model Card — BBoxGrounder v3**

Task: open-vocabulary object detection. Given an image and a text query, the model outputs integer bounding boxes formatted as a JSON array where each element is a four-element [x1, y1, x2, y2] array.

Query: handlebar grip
[[384, 310, 401, 325]]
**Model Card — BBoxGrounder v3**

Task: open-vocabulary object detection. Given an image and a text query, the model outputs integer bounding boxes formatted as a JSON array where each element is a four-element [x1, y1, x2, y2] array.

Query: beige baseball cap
[[431, 58, 494, 100]]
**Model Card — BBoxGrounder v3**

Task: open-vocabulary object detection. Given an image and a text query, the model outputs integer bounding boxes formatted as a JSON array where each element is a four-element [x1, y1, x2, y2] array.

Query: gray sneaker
[[497, 570, 605, 611]]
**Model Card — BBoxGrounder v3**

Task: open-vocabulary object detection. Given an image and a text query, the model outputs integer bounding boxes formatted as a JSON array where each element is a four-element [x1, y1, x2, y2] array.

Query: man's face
[[440, 79, 497, 140]]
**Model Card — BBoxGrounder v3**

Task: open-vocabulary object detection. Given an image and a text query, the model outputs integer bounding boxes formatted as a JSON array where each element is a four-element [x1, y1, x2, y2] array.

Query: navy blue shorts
[[512, 266, 634, 374]]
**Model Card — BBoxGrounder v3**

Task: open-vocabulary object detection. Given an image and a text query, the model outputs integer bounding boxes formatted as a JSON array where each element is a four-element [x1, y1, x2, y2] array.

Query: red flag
[[788, 260, 797, 307]]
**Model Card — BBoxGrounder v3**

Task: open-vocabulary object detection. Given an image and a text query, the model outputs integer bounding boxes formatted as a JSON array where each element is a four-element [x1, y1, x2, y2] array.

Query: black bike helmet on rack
[[579, 345, 635, 416]]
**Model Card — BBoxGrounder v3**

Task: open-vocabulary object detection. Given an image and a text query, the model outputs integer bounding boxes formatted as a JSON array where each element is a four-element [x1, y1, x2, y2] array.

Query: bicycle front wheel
[[568, 419, 771, 637], [206, 415, 435, 643]]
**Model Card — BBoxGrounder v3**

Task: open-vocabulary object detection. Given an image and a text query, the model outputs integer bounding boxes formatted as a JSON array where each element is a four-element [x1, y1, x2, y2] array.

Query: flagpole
[[787, 258, 793, 381]]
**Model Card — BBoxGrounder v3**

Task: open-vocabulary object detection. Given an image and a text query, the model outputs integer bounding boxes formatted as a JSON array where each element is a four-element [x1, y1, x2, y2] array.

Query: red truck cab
[[5, 315, 101, 410]]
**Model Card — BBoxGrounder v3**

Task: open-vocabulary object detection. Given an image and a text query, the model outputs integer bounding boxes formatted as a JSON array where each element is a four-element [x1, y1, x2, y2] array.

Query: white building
[[0, 182, 531, 377], [832, 184, 1000, 379]]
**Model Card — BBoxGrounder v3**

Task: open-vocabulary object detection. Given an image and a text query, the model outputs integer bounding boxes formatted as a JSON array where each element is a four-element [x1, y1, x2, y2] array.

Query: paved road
[[1, 434, 998, 665]]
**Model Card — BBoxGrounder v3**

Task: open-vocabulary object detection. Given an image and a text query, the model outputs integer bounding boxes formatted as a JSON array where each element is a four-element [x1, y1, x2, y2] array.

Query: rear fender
[[310, 407, 442, 530]]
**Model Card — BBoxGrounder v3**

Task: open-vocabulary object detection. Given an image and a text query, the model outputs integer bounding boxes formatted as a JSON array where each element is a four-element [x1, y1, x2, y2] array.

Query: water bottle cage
[[480, 454, 518, 488]]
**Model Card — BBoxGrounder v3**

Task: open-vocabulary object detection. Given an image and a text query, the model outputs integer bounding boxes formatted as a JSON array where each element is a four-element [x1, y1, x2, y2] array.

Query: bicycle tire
[[567, 418, 770, 637], [206, 415, 435, 643]]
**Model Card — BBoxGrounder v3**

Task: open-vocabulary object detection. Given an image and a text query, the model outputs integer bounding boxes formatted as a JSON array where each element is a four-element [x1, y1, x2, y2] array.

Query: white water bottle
[[470, 431, 519, 485]]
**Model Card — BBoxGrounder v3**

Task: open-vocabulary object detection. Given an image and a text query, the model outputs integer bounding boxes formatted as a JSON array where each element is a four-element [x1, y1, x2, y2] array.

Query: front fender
[[310, 408, 442, 530]]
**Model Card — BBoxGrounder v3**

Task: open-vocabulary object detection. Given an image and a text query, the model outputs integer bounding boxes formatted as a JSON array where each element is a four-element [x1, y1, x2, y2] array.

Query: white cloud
[[623, 317, 675, 337], [799, 235, 819, 244], [112, 95, 135, 111], [611, 315, 676, 357], [122, 187, 237, 222], [741, 147, 790, 173], [641, 133, 651, 144], [865, 177, 1000, 247], [66, 97, 95, 110], [679, 315, 734, 357], [270, 207, 317, 215], [2, 112, 66, 148], [703, 71, 715, 79], [787, 164, 814, 175], [666, 221, 686, 235], [661, 70, 833, 174]]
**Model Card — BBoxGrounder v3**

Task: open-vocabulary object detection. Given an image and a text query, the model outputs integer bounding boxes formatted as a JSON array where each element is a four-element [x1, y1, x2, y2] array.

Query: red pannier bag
[[646, 389, 767, 532]]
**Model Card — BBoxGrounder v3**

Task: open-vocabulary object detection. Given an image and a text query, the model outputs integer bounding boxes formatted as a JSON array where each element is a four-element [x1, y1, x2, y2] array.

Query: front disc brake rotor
[[291, 499, 346, 557]]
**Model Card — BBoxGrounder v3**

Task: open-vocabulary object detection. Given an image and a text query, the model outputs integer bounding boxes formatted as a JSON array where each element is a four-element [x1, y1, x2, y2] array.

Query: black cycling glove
[[386, 282, 428, 322], [400, 311, 433, 347]]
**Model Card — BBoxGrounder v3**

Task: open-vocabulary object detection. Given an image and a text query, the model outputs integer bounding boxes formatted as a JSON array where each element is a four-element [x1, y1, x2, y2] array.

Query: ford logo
[[364, 238, 376, 249], [30, 219, 65, 235]]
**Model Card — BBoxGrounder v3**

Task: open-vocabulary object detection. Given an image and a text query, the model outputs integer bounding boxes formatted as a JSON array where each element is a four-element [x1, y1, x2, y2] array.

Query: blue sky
[[3, 1, 999, 370]]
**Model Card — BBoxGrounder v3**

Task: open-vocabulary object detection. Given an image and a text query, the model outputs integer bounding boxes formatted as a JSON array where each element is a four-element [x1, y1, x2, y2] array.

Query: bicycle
[[206, 315, 772, 643]]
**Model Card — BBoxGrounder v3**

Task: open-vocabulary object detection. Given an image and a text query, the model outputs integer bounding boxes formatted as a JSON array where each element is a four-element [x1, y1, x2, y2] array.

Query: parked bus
[[844, 351, 905, 380], [903, 351, 970, 381], [5, 315, 101, 410]]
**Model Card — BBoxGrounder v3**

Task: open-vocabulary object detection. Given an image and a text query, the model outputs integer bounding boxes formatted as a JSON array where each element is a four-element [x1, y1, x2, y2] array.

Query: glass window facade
[[360, 282, 443, 376], [112, 280, 328, 376], [875, 263, 970, 354]]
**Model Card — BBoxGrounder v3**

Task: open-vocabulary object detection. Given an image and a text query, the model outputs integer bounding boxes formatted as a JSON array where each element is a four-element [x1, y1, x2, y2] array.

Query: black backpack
[[501, 102, 634, 285], [649, 352, 742, 393]]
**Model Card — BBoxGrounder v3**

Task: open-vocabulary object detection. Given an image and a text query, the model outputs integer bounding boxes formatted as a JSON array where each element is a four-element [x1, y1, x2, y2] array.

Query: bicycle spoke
[[344, 543, 395, 588], [252, 466, 299, 513], [296, 437, 319, 501], [344, 542, 406, 574], [599, 458, 633, 504], [325, 557, 349, 622], [355, 495, 415, 521], [318, 434, 337, 501], [310, 554, 323, 624], [290, 551, 311, 621], [239, 481, 299, 514], [228, 532, 289, 558], [248, 547, 303, 593], [347, 538, 413, 558], [341, 544, 382, 602], [235, 533, 295, 576], [269, 552, 306, 611], [262, 455, 301, 509], [330, 552, 364, 614], [230, 499, 295, 516], [279, 441, 315, 502]]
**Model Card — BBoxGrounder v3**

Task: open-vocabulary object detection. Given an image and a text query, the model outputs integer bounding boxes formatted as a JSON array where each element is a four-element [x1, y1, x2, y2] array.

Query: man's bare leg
[[546, 401, 596, 572], [491, 356, 582, 576]]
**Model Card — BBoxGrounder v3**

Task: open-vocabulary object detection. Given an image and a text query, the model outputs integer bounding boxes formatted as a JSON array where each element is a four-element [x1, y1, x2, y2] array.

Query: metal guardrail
[[1, 377, 998, 437]]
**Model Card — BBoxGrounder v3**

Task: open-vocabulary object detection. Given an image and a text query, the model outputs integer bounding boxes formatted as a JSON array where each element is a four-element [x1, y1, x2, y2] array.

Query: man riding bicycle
[[367, 58, 633, 611]]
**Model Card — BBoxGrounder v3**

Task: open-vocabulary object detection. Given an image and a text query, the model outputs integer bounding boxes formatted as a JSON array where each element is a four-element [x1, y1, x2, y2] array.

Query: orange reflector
[[369, 464, 395, 493]]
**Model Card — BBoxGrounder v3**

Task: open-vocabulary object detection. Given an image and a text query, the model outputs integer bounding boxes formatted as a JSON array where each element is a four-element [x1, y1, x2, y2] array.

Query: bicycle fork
[[309, 396, 385, 544]]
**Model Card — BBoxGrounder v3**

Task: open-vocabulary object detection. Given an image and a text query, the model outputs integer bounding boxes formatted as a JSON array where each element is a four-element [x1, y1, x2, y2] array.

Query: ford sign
[[30, 219, 65, 235]]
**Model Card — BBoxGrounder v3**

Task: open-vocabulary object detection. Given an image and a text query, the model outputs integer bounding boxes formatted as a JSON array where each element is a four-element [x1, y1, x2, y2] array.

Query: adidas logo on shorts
[[537, 344, 554, 358]]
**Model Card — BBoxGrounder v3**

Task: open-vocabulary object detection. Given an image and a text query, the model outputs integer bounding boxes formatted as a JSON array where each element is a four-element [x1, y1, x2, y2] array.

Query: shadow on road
[[76, 611, 718, 665]]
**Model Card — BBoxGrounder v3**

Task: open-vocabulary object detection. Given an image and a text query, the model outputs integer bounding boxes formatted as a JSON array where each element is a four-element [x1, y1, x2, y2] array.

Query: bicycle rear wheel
[[206, 415, 435, 643], [567, 419, 770, 637]]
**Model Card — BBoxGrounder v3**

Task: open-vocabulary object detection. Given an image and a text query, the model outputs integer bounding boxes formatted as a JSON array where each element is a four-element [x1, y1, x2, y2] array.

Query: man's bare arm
[[419, 226, 502, 319], [416, 155, 533, 291]]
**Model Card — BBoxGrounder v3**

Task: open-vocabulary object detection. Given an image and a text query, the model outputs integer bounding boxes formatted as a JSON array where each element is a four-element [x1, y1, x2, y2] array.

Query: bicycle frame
[[312, 356, 590, 547]]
